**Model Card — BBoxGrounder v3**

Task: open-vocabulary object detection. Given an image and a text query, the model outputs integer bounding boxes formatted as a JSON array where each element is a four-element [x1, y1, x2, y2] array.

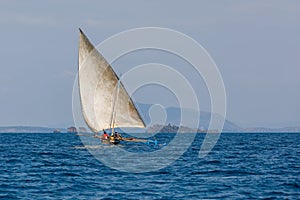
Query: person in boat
[[115, 132, 122, 140], [103, 131, 108, 140]]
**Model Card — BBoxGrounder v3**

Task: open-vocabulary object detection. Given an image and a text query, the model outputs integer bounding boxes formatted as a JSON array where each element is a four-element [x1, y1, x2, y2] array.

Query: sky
[[0, 0, 299, 128]]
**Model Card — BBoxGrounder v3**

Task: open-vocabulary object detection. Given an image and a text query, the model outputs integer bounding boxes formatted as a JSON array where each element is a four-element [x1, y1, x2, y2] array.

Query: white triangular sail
[[78, 29, 145, 132]]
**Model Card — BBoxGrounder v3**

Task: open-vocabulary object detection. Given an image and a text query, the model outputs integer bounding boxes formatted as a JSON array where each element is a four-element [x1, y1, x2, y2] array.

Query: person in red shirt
[[103, 130, 108, 139]]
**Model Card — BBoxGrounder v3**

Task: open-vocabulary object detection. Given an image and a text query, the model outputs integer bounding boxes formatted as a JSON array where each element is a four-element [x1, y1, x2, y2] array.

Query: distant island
[[147, 123, 300, 133], [0, 126, 86, 133], [0, 124, 299, 133], [147, 123, 217, 133], [2, 103, 298, 133]]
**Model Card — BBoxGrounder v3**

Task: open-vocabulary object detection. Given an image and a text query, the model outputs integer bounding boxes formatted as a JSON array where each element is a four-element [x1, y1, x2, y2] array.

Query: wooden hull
[[101, 138, 120, 145]]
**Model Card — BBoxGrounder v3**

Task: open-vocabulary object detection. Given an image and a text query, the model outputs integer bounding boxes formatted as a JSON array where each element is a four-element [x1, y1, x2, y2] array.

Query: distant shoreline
[[0, 125, 299, 134], [0, 131, 299, 134]]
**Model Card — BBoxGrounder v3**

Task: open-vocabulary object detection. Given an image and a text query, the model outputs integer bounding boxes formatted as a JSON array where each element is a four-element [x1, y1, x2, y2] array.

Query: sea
[[0, 132, 299, 199]]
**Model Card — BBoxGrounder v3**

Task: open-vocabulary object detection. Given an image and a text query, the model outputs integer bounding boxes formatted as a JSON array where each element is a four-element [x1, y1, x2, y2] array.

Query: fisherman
[[103, 130, 108, 139], [115, 132, 122, 140]]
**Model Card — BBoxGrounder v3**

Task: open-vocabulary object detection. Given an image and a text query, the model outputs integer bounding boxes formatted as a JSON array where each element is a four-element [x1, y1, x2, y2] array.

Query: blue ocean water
[[0, 133, 299, 199]]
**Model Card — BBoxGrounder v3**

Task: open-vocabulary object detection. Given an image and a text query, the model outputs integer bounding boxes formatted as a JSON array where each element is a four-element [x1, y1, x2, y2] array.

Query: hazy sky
[[0, 1, 299, 128]]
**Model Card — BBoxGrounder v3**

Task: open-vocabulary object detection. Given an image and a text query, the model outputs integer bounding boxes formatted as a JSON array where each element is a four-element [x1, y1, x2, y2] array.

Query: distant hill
[[136, 103, 241, 132], [0, 103, 299, 133], [147, 123, 216, 133], [146, 124, 300, 133], [0, 125, 299, 133], [135, 103, 300, 133]]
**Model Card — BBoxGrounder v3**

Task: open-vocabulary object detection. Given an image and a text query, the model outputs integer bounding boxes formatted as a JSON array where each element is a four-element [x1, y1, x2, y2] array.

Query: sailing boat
[[78, 29, 146, 145]]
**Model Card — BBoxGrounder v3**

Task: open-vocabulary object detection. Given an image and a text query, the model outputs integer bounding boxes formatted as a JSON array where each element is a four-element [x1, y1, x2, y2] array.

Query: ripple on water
[[0, 132, 299, 199]]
